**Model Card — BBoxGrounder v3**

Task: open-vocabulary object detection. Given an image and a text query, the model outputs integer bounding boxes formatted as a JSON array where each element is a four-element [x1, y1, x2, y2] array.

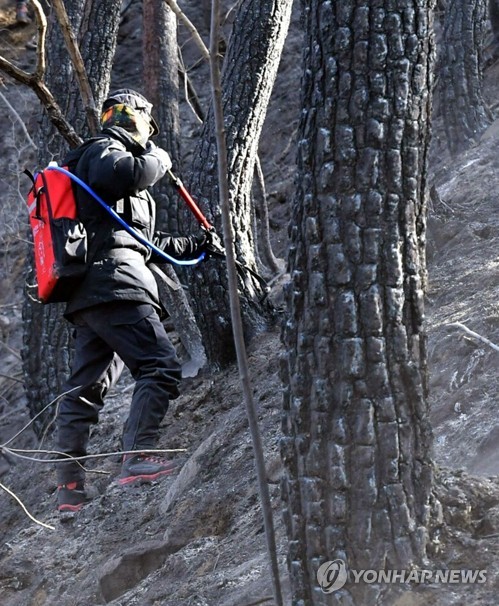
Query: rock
[[98, 538, 186, 603], [475, 505, 499, 537], [159, 430, 219, 515]]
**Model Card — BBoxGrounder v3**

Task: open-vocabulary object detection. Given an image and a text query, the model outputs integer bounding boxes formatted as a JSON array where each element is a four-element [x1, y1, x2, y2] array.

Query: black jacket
[[63, 127, 204, 320]]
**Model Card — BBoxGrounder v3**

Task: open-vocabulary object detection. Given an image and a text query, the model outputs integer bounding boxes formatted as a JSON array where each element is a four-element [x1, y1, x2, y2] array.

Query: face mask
[[133, 110, 155, 147]]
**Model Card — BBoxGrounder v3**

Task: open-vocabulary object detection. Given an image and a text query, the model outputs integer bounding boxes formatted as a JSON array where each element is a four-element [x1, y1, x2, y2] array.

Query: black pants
[[56, 302, 181, 484]]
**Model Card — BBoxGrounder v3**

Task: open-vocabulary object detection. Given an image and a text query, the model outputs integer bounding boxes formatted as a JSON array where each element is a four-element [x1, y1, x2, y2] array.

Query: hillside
[[2, 2, 499, 605]]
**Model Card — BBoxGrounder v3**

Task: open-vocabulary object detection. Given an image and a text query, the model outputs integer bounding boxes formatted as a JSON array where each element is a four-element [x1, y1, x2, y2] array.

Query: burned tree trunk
[[143, 0, 206, 373], [440, 0, 492, 155], [185, 0, 294, 367], [143, 0, 181, 233], [281, 1, 435, 604]]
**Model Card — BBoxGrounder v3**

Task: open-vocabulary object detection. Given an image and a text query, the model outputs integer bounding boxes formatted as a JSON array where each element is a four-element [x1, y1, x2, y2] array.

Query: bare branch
[[31, 0, 48, 80], [32, 80, 83, 147], [0, 91, 36, 148], [209, 2, 283, 605], [0, 56, 81, 149], [0, 1, 82, 147], [448, 322, 499, 353], [52, 0, 99, 135], [178, 52, 205, 123], [164, 0, 210, 60]]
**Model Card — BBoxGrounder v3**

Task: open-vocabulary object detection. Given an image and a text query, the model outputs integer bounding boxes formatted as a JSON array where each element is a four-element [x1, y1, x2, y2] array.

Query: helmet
[[101, 88, 159, 137]]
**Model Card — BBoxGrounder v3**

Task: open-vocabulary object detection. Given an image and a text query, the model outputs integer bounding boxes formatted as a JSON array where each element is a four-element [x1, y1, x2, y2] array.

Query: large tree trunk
[[183, 0, 293, 367], [281, 1, 435, 604], [21, 0, 121, 436], [440, 0, 492, 156]]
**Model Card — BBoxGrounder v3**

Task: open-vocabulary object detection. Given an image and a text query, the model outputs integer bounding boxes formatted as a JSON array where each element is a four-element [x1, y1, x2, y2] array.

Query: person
[[15, 1, 30, 25], [55, 89, 211, 512]]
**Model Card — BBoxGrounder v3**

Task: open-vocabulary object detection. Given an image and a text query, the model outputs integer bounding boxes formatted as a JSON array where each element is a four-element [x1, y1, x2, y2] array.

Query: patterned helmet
[[101, 88, 159, 136]]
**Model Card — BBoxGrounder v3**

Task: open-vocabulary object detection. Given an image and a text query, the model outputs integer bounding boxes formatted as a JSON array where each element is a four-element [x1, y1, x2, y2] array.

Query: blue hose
[[46, 165, 205, 266]]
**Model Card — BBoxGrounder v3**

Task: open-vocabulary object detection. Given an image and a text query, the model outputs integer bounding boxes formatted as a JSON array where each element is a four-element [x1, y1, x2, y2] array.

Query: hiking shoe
[[118, 453, 176, 485], [57, 482, 90, 512]]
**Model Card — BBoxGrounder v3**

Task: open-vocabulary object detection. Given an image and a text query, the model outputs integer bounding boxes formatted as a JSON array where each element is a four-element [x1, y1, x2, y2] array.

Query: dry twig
[[0, 481, 54, 530], [0, 340, 21, 360], [209, 2, 283, 604], [0, 372, 23, 384], [448, 322, 499, 353]]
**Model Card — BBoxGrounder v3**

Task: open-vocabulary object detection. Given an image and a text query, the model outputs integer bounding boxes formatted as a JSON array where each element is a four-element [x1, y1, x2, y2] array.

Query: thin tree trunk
[[143, 0, 207, 374], [144, 0, 181, 233]]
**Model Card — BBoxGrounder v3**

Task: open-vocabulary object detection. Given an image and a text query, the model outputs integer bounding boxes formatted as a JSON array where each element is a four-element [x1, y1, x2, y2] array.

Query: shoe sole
[[58, 503, 85, 513], [118, 467, 175, 486]]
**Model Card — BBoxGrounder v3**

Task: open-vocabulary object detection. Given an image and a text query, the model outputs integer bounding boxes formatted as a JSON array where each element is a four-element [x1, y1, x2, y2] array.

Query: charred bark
[[185, 0, 294, 367], [281, 1, 435, 604], [440, 0, 492, 156], [143, 0, 206, 373]]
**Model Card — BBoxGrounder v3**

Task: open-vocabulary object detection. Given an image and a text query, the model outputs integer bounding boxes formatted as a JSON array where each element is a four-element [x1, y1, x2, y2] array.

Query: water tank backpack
[[25, 163, 205, 304]]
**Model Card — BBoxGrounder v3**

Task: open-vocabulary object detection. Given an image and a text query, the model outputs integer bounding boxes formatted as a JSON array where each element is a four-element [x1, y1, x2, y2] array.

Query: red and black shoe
[[57, 482, 90, 512], [118, 453, 176, 486]]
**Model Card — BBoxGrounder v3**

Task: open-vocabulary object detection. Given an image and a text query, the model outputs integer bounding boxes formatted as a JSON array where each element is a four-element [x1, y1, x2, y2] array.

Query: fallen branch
[[2, 446, 186, 464], [241, 598, 274, 606], [0, 481, 54, 530], [1, 386, 81, 447], [448, 322, 499, 353]]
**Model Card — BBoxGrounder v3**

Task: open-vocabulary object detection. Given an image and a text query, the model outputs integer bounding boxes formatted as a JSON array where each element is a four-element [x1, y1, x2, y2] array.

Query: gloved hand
[[202, 229, 225, 258], [191, 230, 224, 259], [146, 142, 172, 172]]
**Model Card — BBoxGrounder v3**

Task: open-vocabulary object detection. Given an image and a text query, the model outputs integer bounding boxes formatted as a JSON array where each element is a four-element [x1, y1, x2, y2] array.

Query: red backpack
[[25, 164, 88, 304], [25, 162, 208, 304]]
